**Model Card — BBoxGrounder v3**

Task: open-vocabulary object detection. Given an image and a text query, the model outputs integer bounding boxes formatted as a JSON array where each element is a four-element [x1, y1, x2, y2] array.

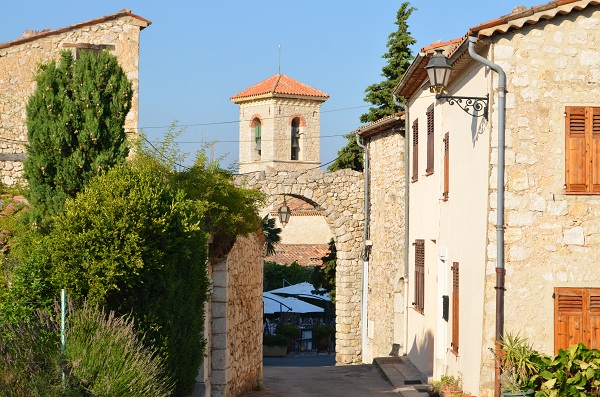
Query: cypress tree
[[24, 50, 132, 221], [329, 2, 415, 171]]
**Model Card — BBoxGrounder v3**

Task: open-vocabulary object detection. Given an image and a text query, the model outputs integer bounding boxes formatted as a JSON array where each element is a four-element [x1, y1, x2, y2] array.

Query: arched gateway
[[234, 167, 364, 364]]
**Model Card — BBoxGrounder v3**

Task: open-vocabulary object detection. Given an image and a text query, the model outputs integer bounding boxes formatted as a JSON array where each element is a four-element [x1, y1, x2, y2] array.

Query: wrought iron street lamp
[[425, 48, 489, 119], [278, 196, 291, 226]]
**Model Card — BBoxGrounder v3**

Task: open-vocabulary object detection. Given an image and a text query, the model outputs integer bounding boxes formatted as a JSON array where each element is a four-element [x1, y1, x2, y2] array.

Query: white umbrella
[[268, 282, 331, 301], [263, 292, 324, 314]]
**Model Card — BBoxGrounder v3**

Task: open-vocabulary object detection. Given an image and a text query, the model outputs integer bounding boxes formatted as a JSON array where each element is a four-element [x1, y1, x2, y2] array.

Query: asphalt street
[[247, 355, 399, 397]]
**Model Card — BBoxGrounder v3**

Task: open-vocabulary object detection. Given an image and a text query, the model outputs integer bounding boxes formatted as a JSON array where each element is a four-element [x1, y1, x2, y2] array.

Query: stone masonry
[[0, 9, 148, 186], [479, 5, 600, 396], [236, 167, 365, 364]]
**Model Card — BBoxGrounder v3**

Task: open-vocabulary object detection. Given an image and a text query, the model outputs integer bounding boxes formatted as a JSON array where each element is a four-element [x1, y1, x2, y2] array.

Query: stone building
[[357, 0, 600, 396], [0, 9, 149, 186], [231, 75, 333, 272]]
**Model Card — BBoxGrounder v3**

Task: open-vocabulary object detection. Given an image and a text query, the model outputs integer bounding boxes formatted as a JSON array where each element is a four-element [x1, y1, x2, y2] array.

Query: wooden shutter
[[412, 119, 419, 182], [426, 104, 434, 175], [443, 132, 449, 200], [451, 262, 459, 354], [414, 239, 425, 313], [555, 287, 600, 353], [591, 108, 600, 192], [566, 107, 600, 193]]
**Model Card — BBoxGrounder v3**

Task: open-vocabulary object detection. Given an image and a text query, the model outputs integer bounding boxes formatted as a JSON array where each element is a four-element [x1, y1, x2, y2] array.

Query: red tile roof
[[230, 74, 329, 102], [267, 244, 331, 267], [0, 9, 151, 50], [351, 112, 405, 138], [395, 0, 600, 100]]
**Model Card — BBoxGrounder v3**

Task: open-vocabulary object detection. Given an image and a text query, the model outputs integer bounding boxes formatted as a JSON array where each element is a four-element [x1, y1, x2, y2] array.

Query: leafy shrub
[[264, 261, 313, 292], [313, 325, 335, 337], [66, 303, 174, 396], [275, 323, 301, 338], [497, 332, 546, 393], [262, 334, 288, 347]]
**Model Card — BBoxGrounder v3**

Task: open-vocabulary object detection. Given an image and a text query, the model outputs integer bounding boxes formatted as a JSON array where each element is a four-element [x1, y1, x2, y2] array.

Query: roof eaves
[[351, 112, 405, 138], [0, 9, 151, 51]]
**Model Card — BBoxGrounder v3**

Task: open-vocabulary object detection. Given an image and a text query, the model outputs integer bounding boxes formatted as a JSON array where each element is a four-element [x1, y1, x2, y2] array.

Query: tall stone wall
[[364, 129, 406, 362], [0, 10, 146, 186], [236, 167, 365, 364], [210, 231, 263, 397], [480, 7, 600, 395]]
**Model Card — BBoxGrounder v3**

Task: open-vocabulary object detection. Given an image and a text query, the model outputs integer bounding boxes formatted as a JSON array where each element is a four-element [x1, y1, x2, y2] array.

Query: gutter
[[467, 36, 506, 397], [393, 96, 410, 357]]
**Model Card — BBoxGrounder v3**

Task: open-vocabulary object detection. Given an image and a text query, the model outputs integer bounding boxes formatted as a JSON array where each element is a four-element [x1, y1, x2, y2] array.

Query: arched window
[[252, 118, 262, 157], [291, 118, 300, 160]]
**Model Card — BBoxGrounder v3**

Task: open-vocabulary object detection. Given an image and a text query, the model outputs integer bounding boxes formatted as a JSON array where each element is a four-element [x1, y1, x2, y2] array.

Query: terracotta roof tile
[[0, 9, 151, 50], [230, 74, 329, 102], [267, 244, 331, 267]]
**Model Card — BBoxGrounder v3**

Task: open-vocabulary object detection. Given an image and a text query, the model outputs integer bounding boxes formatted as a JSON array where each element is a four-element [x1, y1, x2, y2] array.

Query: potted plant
[[313, 325, 335, 353], [262, 334, 288, 357], [431, 375, 462, 397], [275, 323, 301, 354], [496, 332, 544, 396]]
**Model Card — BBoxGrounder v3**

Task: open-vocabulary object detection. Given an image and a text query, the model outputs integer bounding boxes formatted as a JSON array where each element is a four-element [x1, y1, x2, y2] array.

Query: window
[[291, 118, 300, 160], [412, 119, 419, 182], [413, 239, 425, 313], [426, 104, 434, 175], [565, 106, 600, 193], [443, 132, 449, 200], [554, 287, 600, 354], [63, 43, 115, 59], [252, 118, 262, 157], [451, 262, 459, 354]]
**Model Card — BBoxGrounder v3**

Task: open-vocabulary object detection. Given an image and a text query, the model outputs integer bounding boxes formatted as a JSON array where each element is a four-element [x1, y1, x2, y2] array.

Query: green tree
[[312, 239, 336, 302], [329, 2, 415, 172], [24, 50, 132, 222], [263, 261, 313, 292], [261, 215, 282, 256]]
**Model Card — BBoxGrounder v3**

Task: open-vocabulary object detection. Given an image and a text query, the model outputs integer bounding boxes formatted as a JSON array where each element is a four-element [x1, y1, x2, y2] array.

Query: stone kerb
[[235, 167, 365, 364]]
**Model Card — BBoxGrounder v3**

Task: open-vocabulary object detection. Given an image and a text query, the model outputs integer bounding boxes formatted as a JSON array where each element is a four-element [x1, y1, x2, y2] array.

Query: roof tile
[[231, 74, 329, 101]]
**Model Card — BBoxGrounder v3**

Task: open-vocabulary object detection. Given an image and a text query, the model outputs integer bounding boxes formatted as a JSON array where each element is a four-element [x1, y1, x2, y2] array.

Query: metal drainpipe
[[356, 132, 370, 362], [468, 35, 506, 397], [393, 95, 410, 356]]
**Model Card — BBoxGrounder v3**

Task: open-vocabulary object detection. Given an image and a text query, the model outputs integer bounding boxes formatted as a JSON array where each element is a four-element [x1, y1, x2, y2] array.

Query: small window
[[412, 119, 419, 182], [252, 118, 262, 157], [63, 43, 115, 59], [413, 239, 425, 313], [426, 104, 434, 175], [291, 118, 300, 160], [565, 106, 600, 193]]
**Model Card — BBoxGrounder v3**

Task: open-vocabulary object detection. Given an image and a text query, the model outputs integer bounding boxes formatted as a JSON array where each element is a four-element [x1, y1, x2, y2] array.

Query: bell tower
[[230, 74, 329, 174]]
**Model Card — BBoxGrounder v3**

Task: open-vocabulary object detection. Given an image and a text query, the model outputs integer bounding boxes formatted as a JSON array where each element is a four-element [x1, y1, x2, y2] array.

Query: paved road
[[247, 355, 399, 397]]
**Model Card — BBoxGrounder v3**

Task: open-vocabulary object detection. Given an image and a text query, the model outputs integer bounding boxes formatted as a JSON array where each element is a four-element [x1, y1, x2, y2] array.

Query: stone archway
[[235, 167, 364, 364]]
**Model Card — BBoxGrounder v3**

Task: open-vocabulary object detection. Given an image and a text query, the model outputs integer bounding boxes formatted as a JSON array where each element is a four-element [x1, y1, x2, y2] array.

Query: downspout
[[393, 95, 410, 357], [468, 36, 506, 397], [356, 132, 370, 362]]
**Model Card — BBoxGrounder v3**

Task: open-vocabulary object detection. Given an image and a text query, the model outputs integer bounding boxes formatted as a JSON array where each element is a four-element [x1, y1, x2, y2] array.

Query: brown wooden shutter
[[566, 107, 587, 192], [412, 119, 419, 182], [443, 132, 449, 200], [591, 108, 600, 192], [554, 287, 600, 353], [414, 239, 425, 313], [426, 104, 434, 175], [590, 290, 600, 349], [451, 262, 459, 354]]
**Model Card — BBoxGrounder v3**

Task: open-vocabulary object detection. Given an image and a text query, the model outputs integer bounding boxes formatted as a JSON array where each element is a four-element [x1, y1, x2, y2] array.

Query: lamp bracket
[[436, 93, 489, 119]]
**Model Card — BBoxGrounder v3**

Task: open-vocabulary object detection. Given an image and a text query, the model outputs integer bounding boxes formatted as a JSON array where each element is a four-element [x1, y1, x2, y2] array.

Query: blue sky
[[2, 1, 542, 169]]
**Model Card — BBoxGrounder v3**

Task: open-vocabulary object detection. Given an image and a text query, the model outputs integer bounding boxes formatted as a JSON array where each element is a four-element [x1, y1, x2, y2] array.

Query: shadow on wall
[[409, 328, 434, 378]]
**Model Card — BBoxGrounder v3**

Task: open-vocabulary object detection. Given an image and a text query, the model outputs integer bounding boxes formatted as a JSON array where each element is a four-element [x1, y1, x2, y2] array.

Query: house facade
[[0, 9, 149, 186], [359, 1, 600, 395]]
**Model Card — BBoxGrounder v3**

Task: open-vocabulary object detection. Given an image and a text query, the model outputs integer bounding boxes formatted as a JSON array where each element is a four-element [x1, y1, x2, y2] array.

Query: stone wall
[[364, 128, 406, 362], [236, 167, 365, 364], [0, 10, 147, 186], [480, 7, 600, 395], [210, 231, 263, 397]]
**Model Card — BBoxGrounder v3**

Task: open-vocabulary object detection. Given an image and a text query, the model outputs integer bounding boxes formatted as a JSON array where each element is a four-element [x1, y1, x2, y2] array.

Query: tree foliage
[[263, 261, 313, 292], [330, 2, 415, 172], [312, 239, 336, 302], [24, 50, 132, 222], [261, 215, 282, 256]]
